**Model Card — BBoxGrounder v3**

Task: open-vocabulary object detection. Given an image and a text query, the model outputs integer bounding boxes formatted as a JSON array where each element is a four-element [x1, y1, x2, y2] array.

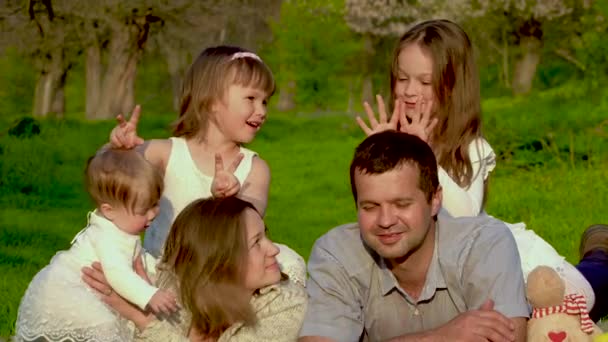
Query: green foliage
[[0, 49, 36, 116], [574, 1, 608, 87], [135, 52, 176, 115], [263, 0, 364, 110], [7, 117, 41, 138]]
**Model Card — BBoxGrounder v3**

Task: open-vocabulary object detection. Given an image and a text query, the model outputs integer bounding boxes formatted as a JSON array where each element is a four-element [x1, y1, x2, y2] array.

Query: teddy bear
[[527, 265, 603, 341]]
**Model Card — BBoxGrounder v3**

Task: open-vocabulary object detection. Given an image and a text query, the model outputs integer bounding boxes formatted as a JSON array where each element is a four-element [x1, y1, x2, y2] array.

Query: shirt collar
[[377, 233, 447, 300]]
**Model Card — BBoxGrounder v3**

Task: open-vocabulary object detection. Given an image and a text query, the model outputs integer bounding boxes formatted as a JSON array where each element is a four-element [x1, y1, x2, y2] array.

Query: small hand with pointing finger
[[110, 105, 145, 149], [211, 153, 244, 198]]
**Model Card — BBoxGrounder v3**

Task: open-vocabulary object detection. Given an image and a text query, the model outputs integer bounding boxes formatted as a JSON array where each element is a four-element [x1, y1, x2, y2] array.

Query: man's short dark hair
[[349, 131, 439, 203]]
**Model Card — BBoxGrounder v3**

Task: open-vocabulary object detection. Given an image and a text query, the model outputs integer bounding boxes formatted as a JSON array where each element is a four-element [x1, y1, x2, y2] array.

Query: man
[[299, 131, 529, 342]]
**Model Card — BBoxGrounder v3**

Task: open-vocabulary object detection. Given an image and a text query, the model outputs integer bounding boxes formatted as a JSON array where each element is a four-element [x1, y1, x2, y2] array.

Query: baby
[[16, 148, 177, 342]]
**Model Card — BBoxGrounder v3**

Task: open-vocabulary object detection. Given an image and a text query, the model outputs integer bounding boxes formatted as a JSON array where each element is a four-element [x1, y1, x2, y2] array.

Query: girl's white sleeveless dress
[[143, 137, 306, 285]]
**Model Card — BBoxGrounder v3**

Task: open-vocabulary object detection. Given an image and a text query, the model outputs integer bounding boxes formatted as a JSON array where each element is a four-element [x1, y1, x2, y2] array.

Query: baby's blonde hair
[[173, 45, 275, 139], [85, 149, 164, 212]]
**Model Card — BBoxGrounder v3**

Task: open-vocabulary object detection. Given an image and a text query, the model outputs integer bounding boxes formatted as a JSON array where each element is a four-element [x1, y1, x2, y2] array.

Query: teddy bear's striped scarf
[[531, 293, 594, 334]]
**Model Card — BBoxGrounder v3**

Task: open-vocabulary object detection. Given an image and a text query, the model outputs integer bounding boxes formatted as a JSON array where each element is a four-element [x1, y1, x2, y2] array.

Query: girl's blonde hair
[[160, 197, 257, 337], [85, 149, 163, 212], [390, 19, 482, 188], [173, 46, 275, 139]]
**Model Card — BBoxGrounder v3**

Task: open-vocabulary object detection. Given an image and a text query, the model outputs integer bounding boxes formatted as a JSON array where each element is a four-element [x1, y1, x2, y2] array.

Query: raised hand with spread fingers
[[399, 98, 438, 146], [356, 95, 403, 136]]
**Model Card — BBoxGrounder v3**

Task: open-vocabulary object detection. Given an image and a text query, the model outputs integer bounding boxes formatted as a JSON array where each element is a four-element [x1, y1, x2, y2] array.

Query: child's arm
[[239, 156, 270, 217], [439, 138, 496, 217], [147, 288, 178, 315], [106, 105, 171, 173], [81, 261, 156, 331], [93, 234, 168, 311]]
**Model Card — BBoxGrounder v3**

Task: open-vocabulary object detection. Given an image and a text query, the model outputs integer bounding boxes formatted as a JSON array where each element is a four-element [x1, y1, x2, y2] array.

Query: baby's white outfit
[[16, 211, 155, 342]]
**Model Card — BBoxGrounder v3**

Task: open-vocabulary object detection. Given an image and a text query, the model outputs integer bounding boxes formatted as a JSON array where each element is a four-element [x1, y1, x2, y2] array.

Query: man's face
[[355, 164, 442, 260]]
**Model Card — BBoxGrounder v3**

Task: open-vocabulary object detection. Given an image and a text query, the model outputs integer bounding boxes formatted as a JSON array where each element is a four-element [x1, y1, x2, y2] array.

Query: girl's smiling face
[[393, 43, 436, 111], [211, 84, 268, 144]]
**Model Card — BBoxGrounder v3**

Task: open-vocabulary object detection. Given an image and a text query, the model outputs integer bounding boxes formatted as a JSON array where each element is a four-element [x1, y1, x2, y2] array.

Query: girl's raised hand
[[211, 153, 244, 198], [399, 99, 438, 145], [110, 105, 145, 149], [356, 95, 402, 136]]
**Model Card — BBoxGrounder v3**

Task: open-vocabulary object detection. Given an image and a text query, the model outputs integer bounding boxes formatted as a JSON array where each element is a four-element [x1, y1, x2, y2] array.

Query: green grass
[[1, 85, 607, 336]]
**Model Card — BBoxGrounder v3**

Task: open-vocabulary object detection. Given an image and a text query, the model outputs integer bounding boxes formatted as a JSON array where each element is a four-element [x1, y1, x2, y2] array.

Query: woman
[[82, 197, 307, 341]]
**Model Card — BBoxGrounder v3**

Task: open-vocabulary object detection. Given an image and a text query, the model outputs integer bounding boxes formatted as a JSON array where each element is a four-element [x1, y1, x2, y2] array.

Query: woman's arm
[[83, 261, 207, 342]]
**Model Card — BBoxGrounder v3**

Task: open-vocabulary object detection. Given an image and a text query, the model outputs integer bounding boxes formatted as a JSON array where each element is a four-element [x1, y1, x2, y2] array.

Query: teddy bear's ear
[[526, 266, 565, 308]]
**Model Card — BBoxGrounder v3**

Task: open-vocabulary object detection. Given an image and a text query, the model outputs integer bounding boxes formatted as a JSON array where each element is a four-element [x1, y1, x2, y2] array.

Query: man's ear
[[99, 203, 116, 220], [431, 186, 442, 216]]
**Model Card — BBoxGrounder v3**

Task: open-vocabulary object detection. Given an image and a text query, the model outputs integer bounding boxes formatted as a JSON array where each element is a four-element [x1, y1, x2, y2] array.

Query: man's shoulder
[[437, 211, 517, 269], [314, 223, 366, 254], [437, 211, 512, 247], [310, 222, 376, 275]]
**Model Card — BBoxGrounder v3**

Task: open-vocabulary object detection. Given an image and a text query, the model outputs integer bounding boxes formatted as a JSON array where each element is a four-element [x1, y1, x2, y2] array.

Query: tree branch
[[553, 48, 586, 71]]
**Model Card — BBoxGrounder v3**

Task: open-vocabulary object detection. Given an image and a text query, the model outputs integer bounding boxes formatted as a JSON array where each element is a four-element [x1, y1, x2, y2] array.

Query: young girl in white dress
[[108, 46, 305, 286], [15, 149, 178, 342], [357, 19, 595, 309]]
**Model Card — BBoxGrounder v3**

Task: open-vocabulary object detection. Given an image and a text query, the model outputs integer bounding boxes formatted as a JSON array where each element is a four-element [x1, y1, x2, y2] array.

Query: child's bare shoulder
[[251, 155, 270, 175], [143, 139, 173, 172]]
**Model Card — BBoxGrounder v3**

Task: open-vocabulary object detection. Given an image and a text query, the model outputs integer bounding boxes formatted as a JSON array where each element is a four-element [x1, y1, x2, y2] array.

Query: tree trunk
[[158, 34, 188, 112], [94, 30, 136, 119], [33, 73, 52, 117], [361, 33, 375, 104], [122, 55, 137, 114], [501, 27, 511, 89], [85, 44, 102, 120], [512, 20, 543, 96], [347, 80, 354, 115], [51, 69, 67, 117], [32, 48, 65, 117], [582, 0, 592, 9], [277, 79, 296, 111], [92, 16, 150, 120]]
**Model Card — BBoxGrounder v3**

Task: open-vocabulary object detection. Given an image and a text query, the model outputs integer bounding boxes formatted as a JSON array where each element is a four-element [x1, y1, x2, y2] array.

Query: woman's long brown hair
[[160, 197, 257, 337]]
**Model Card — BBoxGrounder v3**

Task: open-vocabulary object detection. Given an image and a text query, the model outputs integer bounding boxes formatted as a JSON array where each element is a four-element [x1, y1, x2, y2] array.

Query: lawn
[[1, 85, 607, 336]]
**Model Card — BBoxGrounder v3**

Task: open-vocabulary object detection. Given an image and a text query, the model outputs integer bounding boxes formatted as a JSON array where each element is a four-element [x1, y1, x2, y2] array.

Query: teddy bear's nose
[[548, 331, 567, 342]]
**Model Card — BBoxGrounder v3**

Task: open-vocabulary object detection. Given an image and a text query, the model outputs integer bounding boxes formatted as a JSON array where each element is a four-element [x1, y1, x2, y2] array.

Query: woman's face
[[393, 43, 436, 112], [242, 208, 281, 292]]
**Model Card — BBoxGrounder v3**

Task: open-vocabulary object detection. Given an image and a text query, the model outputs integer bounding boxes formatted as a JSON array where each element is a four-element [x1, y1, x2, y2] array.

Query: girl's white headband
[[230, 51, 262, 62]]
